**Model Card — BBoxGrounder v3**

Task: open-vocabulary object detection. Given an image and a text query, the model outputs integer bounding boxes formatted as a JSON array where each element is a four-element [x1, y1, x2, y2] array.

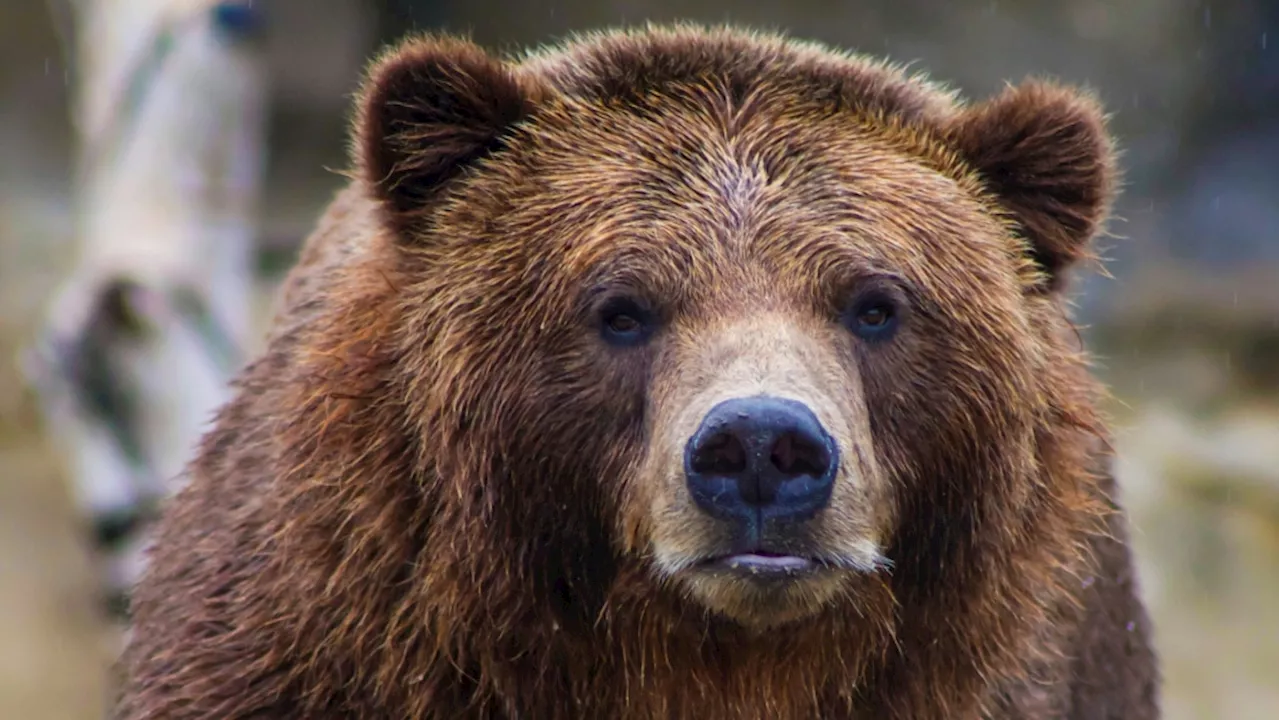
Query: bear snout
[[684, 395, 838, 528]]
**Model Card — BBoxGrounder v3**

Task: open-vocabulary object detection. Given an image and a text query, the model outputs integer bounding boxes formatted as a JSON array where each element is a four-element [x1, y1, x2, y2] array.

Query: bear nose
[[684, 396, 837, 526]]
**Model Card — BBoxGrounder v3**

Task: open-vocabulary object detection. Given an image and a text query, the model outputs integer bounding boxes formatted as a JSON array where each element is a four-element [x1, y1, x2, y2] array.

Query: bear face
[[356, 27, 1112, 632]]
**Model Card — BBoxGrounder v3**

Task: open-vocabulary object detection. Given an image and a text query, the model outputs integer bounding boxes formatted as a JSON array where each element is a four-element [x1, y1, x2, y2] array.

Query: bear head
[[348, 26, 1114, 636]]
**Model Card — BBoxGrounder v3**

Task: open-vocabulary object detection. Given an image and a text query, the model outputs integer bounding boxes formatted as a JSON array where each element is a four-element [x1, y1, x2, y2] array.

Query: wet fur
[[116, 24, 1159, 719]]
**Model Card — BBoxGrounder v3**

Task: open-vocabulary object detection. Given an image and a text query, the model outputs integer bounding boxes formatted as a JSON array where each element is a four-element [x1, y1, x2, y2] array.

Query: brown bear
[[115, 24, 1160, 719]]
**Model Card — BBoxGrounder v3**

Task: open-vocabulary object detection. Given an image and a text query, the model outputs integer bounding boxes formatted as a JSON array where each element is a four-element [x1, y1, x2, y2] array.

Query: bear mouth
[[697, 551, 820, 578]]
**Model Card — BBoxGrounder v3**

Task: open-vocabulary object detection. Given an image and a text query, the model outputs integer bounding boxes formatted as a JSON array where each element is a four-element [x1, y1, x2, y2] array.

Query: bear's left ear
[[353, 35, 544, 236], [946, 81, 1117, 292]]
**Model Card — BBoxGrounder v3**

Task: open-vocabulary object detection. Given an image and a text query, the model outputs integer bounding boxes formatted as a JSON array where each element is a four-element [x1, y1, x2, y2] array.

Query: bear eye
[[844, 291, 900, 341], [599, 297, 654, 346]]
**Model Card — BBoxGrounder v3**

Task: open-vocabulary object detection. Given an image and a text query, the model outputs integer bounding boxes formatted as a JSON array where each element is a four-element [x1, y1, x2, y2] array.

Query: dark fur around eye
[[598, 296, 656, 346], [842, 286, 904, 342]]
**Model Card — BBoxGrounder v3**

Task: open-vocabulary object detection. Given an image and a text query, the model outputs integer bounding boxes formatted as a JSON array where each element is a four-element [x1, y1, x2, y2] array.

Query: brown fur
[[115, 24, 1159, 719]]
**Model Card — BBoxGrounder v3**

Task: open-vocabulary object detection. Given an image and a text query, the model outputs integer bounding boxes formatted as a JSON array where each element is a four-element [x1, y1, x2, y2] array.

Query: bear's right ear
[[944, 81, 1116, 293], [354, 35, 540, 234]]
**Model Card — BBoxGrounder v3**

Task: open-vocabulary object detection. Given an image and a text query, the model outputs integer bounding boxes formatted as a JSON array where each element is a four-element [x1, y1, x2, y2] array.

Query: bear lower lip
[[703, 553, 816, 575]]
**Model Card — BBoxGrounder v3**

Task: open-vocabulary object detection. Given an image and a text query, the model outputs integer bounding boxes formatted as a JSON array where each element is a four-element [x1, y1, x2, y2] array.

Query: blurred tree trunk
[[24, 0, 267, 617]]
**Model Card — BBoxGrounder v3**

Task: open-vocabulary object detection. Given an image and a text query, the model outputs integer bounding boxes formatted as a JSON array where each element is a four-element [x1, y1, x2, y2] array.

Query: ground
[[0, 403, 115, 719]]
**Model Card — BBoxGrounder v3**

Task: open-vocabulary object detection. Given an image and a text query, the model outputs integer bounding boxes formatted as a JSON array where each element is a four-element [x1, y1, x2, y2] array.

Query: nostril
[[690, 431, 748, 475], [770, 430, 830, 477]]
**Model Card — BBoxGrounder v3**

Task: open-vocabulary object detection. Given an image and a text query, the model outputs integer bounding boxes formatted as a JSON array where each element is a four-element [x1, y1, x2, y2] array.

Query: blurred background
[[0, 1, 1274, 718]]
